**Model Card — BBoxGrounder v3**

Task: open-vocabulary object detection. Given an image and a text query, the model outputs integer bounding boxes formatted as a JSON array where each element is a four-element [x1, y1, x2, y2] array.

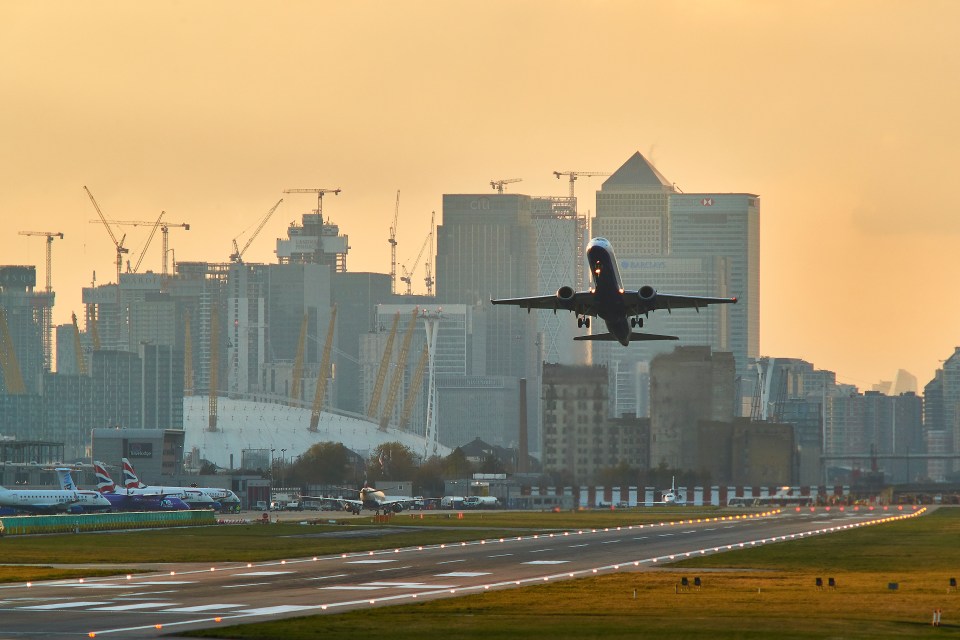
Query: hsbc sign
[[700, 198, 714, 206]]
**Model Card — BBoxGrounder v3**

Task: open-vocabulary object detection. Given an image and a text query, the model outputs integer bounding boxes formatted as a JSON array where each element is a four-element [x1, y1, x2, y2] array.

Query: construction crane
[[70, 312, 87, 375], [290, 313, 309, 402], [552, 170, 611, 198], [90, 215, 191, 274], [380, 308, 417, 431], [366, 312, 400, 419], [400, 224, 432, 296], [389, 190, 400, 294], [309, 304, 337, 432], [398, 345, 428, 431], [84, 186, 128, 289], [230, 199, 283, 263], [282, 188, 341, 223], [18, 231, 64, 292], [423, 211, 435, 296], [0, 307, 26, 394], [490, 178, 522, 194]]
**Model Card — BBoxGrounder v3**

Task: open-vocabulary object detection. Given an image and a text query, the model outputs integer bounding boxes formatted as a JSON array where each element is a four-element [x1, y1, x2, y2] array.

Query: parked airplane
[[94, 461, 217, 509], [491, 237, 737, 345], [306, 483, 422, 515], [0, 478, 112, 514], [120, 458, 240, 511], [658, 476, 685, 506], [64, 466, 190, 512]]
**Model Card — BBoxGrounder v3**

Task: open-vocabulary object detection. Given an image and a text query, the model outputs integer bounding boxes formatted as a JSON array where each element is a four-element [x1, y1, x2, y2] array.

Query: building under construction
[[0, 266, 49, 395]]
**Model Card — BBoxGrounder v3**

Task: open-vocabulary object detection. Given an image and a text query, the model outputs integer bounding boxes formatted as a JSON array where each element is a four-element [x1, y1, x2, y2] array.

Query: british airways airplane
[[491, 237, 737, 345]]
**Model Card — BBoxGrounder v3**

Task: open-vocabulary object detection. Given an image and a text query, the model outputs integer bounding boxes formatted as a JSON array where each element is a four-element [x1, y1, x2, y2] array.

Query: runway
[[0, 507, 925, 639]]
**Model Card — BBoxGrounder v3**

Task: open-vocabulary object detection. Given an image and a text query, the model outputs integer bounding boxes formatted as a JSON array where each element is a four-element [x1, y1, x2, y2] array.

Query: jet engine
[[556, 285, 575, 302], [392, 503, 404, 513], [638, 285, 657, 304]]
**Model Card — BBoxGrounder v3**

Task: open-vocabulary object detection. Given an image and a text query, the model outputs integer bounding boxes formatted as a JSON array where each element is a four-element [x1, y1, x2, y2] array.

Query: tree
[[413, 455, 445, 497], [286, 442, 352, 486], [442, 447, 474, 479], [366, 442, 418, 481]]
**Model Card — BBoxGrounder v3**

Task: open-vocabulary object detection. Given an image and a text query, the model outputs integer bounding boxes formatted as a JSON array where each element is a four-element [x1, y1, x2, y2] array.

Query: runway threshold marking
[[89, 602, 178, 611], [160, 604, 246, 613]]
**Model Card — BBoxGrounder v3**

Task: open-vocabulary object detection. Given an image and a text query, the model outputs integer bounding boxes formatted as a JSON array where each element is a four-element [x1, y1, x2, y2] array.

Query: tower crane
[[18, 231, 64, 292], [552, 170, 611, 198], [230, 199, 283, 263], [282, 188, 341, 223], [490, 178, 522, 194], [389, 190, 400, 294], [83, 186, 128, 290], [400, 225, 432, 296], [89, 215, 191, 274], [423, 211, 435, 296]]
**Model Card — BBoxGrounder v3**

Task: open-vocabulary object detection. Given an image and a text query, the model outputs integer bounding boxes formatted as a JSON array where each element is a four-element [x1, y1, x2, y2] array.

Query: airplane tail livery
[[122, 458, 146, 489], [93, 461, 118, 493]]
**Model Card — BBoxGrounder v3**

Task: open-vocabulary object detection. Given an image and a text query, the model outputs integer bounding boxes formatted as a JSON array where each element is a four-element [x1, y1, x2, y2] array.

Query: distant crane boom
[[283, 188, 341, 223], [389, 190, 400, 294], [552, 170, 611, 198], [18, 231, 64, 292], [230, 199, 283, 263], [490, 178, 522, 194], [84, 186, 128, 289]]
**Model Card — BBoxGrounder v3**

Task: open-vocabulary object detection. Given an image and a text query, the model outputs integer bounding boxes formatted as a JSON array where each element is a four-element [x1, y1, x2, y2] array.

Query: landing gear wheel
[[584, 317, 590, 329], [577, 317, 583, 328]]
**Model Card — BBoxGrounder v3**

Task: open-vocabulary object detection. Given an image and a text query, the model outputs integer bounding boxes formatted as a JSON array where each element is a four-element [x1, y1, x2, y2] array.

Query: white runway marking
[[19, 601, 104, 610], [89, 602, 177, 611], [237, 571, 293, 576], [601, 540, 622, 544], [529, 548, 554, 553], [320, 585, 381, 591], [436, 572, 490, 577], [437, 559, 466, 565], [241, 605, 319, 615], [487, 553, 513, 558], [569, 543, 589, 548], [347, 559, 396, 564], [63, 584, 136, 589], [161, 604, 246, 613], [524, 560, 569, 565], [128, 580, 195, 585], [306, 574, 348, 581], [223, 582, 271, 589], [362, 582, 458, 590]]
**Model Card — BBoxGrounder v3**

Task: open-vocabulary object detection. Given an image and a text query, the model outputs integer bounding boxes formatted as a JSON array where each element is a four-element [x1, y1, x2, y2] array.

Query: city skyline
[[3, 2, 959, 389]]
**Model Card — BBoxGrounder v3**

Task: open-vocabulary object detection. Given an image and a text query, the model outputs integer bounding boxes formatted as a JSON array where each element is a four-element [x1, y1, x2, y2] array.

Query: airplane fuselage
[[586, 237, 631, 345]]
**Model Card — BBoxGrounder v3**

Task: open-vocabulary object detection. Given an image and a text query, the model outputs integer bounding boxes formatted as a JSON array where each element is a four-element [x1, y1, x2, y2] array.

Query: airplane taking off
[[491, 237, 737, 345], [306, 483, 422, 515], [120, 458, 240, 511], [0, 478, 112, 514]]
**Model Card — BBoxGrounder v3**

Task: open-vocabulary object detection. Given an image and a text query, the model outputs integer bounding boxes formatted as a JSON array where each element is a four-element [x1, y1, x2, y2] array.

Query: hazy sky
[[2, 2, 958, 389]]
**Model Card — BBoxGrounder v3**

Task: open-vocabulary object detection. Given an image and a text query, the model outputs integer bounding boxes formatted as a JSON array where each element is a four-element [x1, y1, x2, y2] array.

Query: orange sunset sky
[[2, 1, 959, 390]]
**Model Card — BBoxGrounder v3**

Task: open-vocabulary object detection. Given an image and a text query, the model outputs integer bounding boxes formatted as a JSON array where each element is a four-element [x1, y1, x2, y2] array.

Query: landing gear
[[630, 317, 644, 328], [577, 316, 591, 329]]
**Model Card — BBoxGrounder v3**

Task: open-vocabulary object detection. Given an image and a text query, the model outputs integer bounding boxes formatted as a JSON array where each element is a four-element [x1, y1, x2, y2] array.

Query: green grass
[[0, 509, 722, 567], [0, 566, 140, 584], [187, 508, 960, 639]]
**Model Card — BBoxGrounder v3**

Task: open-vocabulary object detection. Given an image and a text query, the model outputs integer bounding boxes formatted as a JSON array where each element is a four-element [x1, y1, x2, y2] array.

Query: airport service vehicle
[[121, 458, 241, 511], [462, 496, 499, 509], [492, 237, 737, 345]]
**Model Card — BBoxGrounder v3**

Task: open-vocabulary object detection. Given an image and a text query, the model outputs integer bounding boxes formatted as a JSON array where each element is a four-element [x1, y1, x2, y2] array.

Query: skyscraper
[[436, 194, 538, 379]]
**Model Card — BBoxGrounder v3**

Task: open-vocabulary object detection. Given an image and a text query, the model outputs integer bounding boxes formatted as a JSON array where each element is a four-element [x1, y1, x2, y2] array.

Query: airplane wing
[[625, 291, 737, 316], [380, 496, 422, 510], [491, 291, 597, 316], [301, 495, 363, 509]]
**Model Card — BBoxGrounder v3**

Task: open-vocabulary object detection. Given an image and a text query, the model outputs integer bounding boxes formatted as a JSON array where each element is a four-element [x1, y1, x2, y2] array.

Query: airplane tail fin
[[54, 468, 77, 491], [94, 461, 117, 493], [121, 458, 145, 489], [573, 331, 678, 342]]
